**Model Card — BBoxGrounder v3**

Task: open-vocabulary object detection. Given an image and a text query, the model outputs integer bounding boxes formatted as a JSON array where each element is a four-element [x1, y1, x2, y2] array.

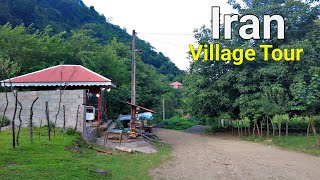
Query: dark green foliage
[[0, 0, 183, 117], [0, 117, 10, 127], [205, 124, 229, 133], [182, 0, 320, 126], [43, 121, 55, 130], [66, 128, 79, 135], [163, 116, 197, 130], [0, 0, 182, 79], [114, 120, 124, 130], [0, 24, 176, 118], [146, 117, 163, 126]]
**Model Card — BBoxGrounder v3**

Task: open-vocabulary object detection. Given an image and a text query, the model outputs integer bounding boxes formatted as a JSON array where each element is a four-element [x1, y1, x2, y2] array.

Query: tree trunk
[[63, 105, 66, 135], [278, 118, 281, 137], [29, 97, 38, 144], [1, 86, 9, 133], [286, 120, 289, 138], [270, 117, 275, 137], [238, 120, 240, 137], [54, 89, 62, 138], [310, 112, 320, 147], [267, 116, 270, 138], [244, 126, 247, 137], [253, 123, 255, 137], [74, 105, 80, 131], [231, 120, 234, 135], [12, 90, 18, 148], [39, 119, 42, 141], [260, 120, 263, 137], [306, 117, 310, 145], [240, 121, 243, 136], [256, 121, 260, 137], [16, 95, 23, 146], [45, 101, 50, 141]]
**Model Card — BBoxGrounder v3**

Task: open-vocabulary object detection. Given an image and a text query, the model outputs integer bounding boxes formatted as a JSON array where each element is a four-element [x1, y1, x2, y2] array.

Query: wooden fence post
[[45, 101, 50, 141], [63, 105, 66, 134]]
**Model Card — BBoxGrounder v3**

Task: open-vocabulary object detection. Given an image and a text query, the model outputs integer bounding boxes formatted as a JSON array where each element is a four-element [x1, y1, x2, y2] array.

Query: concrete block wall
[[0, 90, 85, 133]]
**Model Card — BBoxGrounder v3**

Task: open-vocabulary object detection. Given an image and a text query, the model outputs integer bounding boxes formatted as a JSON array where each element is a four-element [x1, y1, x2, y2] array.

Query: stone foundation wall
[[0, 90, 85, 133]]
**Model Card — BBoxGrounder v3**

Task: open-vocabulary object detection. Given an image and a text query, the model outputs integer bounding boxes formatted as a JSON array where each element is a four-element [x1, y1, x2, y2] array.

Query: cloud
[[82, 0, 234, 70]]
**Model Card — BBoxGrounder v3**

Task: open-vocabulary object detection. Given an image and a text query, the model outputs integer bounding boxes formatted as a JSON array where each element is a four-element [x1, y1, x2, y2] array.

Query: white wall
[[0, 90, 85, 132]]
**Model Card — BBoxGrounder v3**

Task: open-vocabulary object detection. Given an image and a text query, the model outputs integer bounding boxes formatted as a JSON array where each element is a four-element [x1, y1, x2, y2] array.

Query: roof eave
[[0, 81, 116, 88]]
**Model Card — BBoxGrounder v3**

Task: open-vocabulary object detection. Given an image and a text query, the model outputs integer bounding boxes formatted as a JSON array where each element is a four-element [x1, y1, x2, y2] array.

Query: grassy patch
[[0, 128, 171, 180], [244, 134, 320, 156], [0, 117, 10, 127], [162, 116, 197, 130]]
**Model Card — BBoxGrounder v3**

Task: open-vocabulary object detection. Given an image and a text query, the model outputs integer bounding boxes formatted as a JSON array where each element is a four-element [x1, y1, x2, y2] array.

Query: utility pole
[[129, 30, 137, 137], [162, 97, 165, 120], [131, 30, 136, 105]]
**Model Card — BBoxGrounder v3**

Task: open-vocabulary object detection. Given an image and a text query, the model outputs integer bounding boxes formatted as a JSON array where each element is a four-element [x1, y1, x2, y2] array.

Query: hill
[[0, 0, 182, 79], [0, 0, 183, 117]]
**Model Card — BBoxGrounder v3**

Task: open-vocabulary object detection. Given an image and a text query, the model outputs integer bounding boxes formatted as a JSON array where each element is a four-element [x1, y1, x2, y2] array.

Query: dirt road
[[150, 128, 320, 180]]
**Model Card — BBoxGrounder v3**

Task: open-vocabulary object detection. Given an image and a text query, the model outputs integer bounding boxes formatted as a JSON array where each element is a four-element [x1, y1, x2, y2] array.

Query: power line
[[138, 32, 194, 36], [140, 36, 188, 49]]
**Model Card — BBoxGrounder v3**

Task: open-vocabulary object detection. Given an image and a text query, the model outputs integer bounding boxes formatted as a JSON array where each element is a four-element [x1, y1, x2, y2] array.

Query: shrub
[[289, 116, 309, 132], [273, 114, 289, 124], [66, 128, 79, 135], [0, 117, 10, 127], [115, 120, 124, 130], [272, 114, 320, 133], [147, 117, 163, 126], [43, 121, 55, 130], [162, 116, 196, 130], [313, 116, 320, 128], [207, 123, 229, 133], [242, 117, 250, 128]]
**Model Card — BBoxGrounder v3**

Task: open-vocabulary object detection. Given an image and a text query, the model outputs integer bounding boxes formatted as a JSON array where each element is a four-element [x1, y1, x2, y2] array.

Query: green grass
[[244, 134, 320, 156], [0, 128, 171, 180], [163, 116, 197, 130]]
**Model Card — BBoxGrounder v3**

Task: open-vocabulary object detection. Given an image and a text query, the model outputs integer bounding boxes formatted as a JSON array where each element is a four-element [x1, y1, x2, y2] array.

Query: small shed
[[0, 65, 116, 136], [170, 81, 183, 89]]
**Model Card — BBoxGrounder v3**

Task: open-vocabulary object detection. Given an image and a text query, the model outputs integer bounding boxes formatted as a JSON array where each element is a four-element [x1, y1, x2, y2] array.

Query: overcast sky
[[82, 0, 235, 70]]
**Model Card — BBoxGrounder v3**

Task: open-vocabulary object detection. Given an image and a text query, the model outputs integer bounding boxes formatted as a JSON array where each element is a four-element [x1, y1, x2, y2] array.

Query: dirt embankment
[[150, 128, 320, 180]]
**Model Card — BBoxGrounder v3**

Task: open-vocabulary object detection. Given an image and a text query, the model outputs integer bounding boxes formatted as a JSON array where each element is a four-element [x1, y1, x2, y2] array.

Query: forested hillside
[[0, 0, 182, 117], [0, 0, 182, 78], [182, 0, 320, 127]]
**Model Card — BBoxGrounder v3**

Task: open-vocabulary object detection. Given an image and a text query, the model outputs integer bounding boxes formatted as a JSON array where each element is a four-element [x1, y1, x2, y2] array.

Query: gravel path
[[184, 125, 208, 134], [150, 128, 320, 180]]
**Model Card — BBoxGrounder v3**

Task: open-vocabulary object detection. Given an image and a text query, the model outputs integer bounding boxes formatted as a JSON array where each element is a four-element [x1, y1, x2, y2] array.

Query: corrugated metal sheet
[[0, 65, 116, 87], [170, 81, 183, 86]]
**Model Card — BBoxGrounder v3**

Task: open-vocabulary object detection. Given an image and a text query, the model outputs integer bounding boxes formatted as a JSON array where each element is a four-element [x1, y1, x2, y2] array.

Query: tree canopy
[[182, 0, 320, 122], [0, 0, 184, 118]]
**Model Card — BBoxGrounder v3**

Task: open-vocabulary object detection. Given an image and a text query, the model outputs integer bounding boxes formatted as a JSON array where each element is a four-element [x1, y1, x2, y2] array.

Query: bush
[[115, 120, 124, 130], [289, 116, 309, 132], [206, 123, 228, 133], [147, 117, 163, 126], [273, 114, 289, 125], [313, 116, 320, 128], [43, 121, 55, 130], [66, 128, 79, 135], [271, 114, 320, 133], [242, 117, 250, 128], [162, 116, 196, 130], [0, 117, 10, 127]]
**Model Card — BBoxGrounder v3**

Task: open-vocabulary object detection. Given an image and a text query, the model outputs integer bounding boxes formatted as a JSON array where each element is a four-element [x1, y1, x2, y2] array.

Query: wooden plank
[[116, 146, 132, 153]]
